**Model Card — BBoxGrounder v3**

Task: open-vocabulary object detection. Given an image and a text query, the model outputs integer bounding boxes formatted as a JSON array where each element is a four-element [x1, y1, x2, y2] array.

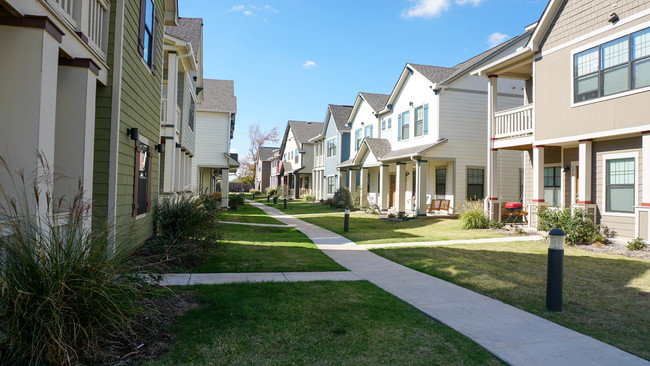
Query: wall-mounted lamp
[[155, 144, 163, 153], [609, 12, 619, 23], [409, 101, 414, 107], [126, 127, 139, 141], [405, 172, 410, 176], [176, 143, 181, 148], [563, 166, 571, 173]]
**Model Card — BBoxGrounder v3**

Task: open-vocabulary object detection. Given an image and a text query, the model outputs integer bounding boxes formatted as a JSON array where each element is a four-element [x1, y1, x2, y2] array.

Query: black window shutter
[[138, 0, 146, 57], [151, 7, 159, 73]]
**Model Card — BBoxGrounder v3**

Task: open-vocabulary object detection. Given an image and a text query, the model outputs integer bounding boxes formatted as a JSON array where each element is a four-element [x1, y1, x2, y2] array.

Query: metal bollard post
[[283, 197, 287, 209], [344, 207, 350, 232], [546, 228, 565, 312], [267, 194, 270, 203], [273, 196, 278, 205], [252, 192, 255, 199]]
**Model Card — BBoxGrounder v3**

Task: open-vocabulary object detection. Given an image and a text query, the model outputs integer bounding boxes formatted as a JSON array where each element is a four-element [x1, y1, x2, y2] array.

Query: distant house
[[255, 146, 278, 192], [269, 148, 282, 190], [160, 18, 203, 194], [278, 121, 323, 198], [338, 35, 530, 215], [473, 0, 650, 238], [192, 79, 238, 207], [310, 104, 353, 200]]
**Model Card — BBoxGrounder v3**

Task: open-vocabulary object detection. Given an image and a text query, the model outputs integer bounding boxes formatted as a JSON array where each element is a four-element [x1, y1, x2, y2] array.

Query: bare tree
[[236, 124, 280, 183]]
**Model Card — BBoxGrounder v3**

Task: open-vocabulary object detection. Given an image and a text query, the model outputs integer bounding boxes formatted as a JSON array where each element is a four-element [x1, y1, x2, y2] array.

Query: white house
[[279, 121, 322, 198], [338, 34, 531, 215], [191, 79, 238, 207]]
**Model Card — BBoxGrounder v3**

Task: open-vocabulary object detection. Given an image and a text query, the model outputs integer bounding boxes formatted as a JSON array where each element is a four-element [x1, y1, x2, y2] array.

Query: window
[[327, 137, 337, 157], [133, 142, 151, 216], [387, 117, 391, 129], [436, 168, 446, 196], [294, 149, 299, 164], [138, 0, 158, 71], [364, 125, 373, 138], [544, 166, 561, 206], [327, 176, 335, 194], [381, 118, 386, 130], [188, 100, 195, 131], [414, 106, 424, 137], [398, 111, 409, 141], [466, 168, 484, 200], [606, 158, 635, 213], [574, 27, 650, 103], [355, 129, 362, 151]]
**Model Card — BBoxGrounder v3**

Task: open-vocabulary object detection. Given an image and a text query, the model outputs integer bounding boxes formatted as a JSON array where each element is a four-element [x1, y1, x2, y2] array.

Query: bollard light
[[344, 206, 350, 232], [283, 197, 287, 209], [273, 196, 278, 205], [546, 228, 565, 312], [267, 194, 270, 203]]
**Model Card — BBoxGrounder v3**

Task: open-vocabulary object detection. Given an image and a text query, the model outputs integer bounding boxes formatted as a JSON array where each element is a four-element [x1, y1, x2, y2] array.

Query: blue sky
[[179, 0, 547, 157]]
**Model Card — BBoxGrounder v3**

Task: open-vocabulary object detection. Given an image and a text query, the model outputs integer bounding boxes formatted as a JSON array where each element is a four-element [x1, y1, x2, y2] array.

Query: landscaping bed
[[372, 241, 650, 360]]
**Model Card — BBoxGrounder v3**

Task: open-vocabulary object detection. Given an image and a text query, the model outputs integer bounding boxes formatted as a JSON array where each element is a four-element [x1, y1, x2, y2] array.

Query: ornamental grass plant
[[459, 200, 489, 229], [0, 155, 148, 365]]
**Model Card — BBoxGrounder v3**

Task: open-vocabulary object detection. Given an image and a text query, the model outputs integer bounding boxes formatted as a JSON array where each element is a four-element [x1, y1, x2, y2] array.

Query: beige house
[[473, 0, 650, 238]]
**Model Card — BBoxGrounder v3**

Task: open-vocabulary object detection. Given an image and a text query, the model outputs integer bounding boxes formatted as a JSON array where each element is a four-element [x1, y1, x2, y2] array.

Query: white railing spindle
[[494, 104, 534, 139]]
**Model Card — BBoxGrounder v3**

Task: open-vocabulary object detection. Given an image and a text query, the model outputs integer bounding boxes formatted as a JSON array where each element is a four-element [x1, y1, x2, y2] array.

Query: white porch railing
[[300, 188, 312, 196], [494, 104, 533, 139], [87, 0, 109, 55], [48, 0, 109, 59]]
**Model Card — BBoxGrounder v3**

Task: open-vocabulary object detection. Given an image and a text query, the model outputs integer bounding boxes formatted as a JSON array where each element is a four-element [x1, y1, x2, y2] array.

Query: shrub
[[537, 207, 604, 245], [201, 193, 222, 213], [331, 187, 352, 208], [365, 203, 381, 215], [397, 211, 408, 220], [265, 187, 277, 196], [351, 187, 367, 209], [0, 158, 148, 365], [324, 198, 336, 207], [304, 195, 316, 202], [249, 189, 261, 195], [228, 193, 245, 209], [488, 220, 505, 229], [627, 237, 648, 251], [387, 212, 397, 219], [157, 193, 211, 242], [277, 185, 289, 198], [459, 200, 489, 229]]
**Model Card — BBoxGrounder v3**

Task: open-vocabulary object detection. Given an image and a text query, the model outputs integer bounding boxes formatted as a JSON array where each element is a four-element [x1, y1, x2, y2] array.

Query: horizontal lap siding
[[191, 111, 231, 187]]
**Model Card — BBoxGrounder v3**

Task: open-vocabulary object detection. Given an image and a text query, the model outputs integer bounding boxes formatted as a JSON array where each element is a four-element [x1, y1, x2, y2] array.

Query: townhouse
[[0, 0, 177, 243], [311, 104, 353, 200], [338, 36, 530, 215], [474, 0, 650, 238], [191, 79, 238, 207], [279, 121, 323, 198], [255, 146, 278, 193], [160, 18, 203, 195], [269, 148, 282, 190]]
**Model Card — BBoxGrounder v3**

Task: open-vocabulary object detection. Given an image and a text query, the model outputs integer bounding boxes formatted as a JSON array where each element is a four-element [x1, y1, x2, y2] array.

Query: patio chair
[[440, 199, 450, 213]]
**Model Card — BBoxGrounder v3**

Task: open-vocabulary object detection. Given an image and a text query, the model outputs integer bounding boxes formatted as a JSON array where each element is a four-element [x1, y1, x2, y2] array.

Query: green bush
[[201, 194, 222, 213], [488, 220, 505, 229], [0, 160, 147, 365], [627, 237, 648, 251], [351, 187, 367, 209], [331, 187, 352, 208], [459, 200, 489, 229], [249, 189, 261, 195], [157, 193, 214, 242], [228, 194, 245, 209], [537, 207, 604, 245], [277, 185, 289, 198], [304, 195, 316, 202], [265, 187, 277, 196]]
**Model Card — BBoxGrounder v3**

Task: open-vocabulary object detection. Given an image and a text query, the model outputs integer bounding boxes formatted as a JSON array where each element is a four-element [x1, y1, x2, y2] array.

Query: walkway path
[[247, 199, 648, 366]]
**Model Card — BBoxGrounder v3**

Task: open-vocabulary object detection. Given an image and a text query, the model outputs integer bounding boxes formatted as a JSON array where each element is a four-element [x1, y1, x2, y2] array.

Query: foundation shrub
[[537, 207, 604, 245], [331, 187, 352, 209], [304, 195, 316, 202], [627, 237, 648, 251], [351, 187, 367, 209], [228, 194, 245, 209], [265, 187, 277, 196], [459, 200, 489, 229]]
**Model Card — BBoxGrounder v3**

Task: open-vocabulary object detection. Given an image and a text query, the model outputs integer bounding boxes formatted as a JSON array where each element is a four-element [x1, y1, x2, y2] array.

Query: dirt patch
[[88, 290, 201, 365], [133, 237, 220, 273]]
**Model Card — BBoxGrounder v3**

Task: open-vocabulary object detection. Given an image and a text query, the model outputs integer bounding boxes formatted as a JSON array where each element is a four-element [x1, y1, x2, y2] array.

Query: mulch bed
[[573, 241, 650, 261], [88, 290, 201, 365]]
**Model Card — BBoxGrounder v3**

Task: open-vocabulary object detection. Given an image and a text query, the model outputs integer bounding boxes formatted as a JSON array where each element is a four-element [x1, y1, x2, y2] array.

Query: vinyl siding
[[323, 115, 339, 178], [191, 110, 231, 187]]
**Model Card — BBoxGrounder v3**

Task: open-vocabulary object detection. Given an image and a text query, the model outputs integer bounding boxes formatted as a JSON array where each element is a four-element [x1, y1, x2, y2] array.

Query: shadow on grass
[[373, 244, 650, 360]]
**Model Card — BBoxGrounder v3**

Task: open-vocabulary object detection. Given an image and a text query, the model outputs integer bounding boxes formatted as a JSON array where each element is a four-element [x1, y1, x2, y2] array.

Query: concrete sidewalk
[[160, 271, 361, 286], [361, 235, 544, 249], [246, 199, 648, 366]]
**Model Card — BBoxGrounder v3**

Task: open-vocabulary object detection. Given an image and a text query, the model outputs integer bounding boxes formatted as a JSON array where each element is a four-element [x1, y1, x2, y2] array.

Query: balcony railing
[[48, 0, 109, 59], [494, 104, 533, 139]]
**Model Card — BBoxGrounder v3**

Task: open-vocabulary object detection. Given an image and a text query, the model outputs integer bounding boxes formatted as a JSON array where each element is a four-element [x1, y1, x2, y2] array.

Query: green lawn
[[218, 202, 284, 225], [372, 241, 650, 360], [145, 282, 504, 366], [193, 224, 345, 273], [300, 213, 507, 244], [247, 195, 344, 215]]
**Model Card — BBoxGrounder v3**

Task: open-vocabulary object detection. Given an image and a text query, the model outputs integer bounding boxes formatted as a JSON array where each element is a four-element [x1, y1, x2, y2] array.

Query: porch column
[[221, 168, 229, 208], [163, 139, 176, 193], [529, 146, 546, 228], [379, 164, 389, 211], [578, 140, 592, 204], [174, 147, 182, 192], [396, 162, 407, 213], [486, 75, 501, 221], [416, 160, 428, 216], [359, 168, 366, 207], [54, 63, 97, 227], [349, 170, 357, 195], [340, 170, 348, 189], [294, 172, 300, 198], [638, 133, 650, 239]]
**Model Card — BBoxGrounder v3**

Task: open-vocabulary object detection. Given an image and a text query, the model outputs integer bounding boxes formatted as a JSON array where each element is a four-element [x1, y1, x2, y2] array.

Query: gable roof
[[165, 17, 202, 59], [408, 64, 456, 84], [258, 146, 277, 161], [288, 120, 323, 143], [359, 92, 390, 113], [199, 79, 237, 113], [329, 104, 353, 132]]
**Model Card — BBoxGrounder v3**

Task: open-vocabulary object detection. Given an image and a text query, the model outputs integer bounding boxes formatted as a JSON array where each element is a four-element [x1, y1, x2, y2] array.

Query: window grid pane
[[632, 28, 650, 59], [603, 64, 629, 96], [633, 58, 650, 89], [575, 47, 599, 76], [601, 37, 629, 68], [607, 158, 634, 184]]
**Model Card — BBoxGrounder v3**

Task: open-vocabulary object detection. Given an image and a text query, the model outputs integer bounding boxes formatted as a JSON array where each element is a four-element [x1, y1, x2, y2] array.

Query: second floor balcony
[[49, 0, 109, 60], [494, 104, 533, 140]]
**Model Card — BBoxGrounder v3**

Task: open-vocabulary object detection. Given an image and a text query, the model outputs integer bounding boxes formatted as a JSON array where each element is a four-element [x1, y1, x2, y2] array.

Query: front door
[[390, 175, 396, 207]]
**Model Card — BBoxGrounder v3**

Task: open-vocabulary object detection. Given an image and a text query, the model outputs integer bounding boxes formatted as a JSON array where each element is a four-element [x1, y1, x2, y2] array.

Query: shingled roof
[[258, 146, 277, 161], [408, 64, 457, 84], [288, 121, 323, 143], [165, 17, 202, 59], [329, 104, 353, 132], [359, 92, 390, 114], [199, 79, 237, 113]]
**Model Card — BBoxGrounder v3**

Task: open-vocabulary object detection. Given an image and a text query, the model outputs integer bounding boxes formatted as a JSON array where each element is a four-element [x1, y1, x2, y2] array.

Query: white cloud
[[229, 4, 278, 16], [264, 5, 279, 13], [243, 10, 254, 16], [455, 0, 482, 5], [228, 4, 245, 12], [402, 0, 450, 18], [487, 32, 509, 47], [302, 60, 317, 69]]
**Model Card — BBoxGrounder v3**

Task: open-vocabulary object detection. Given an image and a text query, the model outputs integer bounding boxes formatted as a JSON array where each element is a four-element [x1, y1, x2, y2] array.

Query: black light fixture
[[609, 12, 619, 24], [155, 144, 163, 153], [409, 101, 414, 107], [563, 166, 571, 173], [126, 127, 139, 140]]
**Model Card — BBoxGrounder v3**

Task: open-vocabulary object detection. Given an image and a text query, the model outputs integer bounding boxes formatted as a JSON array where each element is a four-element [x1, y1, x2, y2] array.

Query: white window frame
[[601, 151, 638, 217], [326, 137, 337, 158], [543, 164, 562, 207]]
